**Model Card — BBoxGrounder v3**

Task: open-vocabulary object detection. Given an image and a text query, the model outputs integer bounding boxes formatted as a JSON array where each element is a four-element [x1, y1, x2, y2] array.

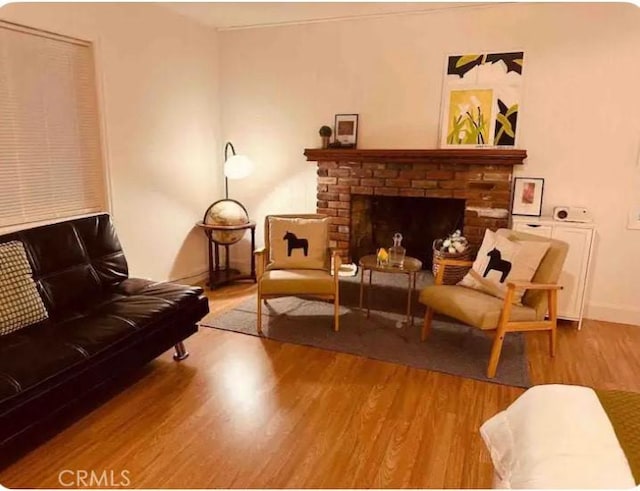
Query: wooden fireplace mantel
[[304, 148, 526, 165]]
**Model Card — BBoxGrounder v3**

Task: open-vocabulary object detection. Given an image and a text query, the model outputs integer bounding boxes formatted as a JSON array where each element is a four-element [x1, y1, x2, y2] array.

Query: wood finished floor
[[1, 283, 640, 488]]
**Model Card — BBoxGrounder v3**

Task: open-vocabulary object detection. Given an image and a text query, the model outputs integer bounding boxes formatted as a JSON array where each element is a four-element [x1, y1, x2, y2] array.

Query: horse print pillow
[[266, 216, 330, 270], [458, 229, 550, 304]]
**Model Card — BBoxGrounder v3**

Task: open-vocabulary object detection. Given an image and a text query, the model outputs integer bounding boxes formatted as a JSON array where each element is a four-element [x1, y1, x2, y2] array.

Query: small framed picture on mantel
[[511, 177, 544, 216], [334, 114, 358, 148]]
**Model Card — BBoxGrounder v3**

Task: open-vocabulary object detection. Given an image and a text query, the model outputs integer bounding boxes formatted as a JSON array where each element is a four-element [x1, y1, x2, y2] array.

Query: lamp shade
[[224, 154, 253, 180]]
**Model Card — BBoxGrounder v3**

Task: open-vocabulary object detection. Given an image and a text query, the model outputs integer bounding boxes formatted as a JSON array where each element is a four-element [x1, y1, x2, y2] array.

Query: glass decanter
[[388, 232, 406, 268]]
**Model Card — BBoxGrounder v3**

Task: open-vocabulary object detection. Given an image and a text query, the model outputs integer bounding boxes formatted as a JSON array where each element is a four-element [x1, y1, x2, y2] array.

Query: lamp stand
[[224, 141, 235, 200]]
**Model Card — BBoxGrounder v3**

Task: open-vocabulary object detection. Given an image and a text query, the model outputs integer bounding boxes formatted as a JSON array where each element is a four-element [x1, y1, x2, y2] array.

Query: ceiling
[[161, 2, 485, 30]]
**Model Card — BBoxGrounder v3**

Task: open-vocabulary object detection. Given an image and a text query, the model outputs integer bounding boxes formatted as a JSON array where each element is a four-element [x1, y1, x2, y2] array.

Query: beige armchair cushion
[[260, 269, 335, 296], [266, 216, 330, 270], [458, 229, 550, 305], [419, 285, 537, 330], [496, 229, 569, 318]]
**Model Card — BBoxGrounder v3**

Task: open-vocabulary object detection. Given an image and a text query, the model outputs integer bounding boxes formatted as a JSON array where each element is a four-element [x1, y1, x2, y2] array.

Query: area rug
[[199, 273, 531, 388]]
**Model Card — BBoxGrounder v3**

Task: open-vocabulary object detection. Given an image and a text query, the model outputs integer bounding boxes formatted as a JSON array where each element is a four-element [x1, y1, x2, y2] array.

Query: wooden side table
[[196, 221, 257, 289], [358, 255, 423, 329]]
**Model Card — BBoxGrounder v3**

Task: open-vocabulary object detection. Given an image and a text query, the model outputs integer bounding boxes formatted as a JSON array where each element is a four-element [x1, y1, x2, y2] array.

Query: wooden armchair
[[420, 229, 569, 378], [255, 214, 341, 334]]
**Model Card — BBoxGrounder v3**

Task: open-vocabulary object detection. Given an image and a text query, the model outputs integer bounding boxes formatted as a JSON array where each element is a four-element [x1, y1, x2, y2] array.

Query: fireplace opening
[[350, 195, 466, 269]]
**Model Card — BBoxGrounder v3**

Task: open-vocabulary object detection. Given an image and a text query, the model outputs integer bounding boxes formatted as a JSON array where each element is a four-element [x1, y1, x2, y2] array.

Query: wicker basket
[[431, 239, 473, 285]]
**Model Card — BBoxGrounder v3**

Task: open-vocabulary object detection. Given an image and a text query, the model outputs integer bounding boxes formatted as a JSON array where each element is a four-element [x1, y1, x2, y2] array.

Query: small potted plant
[[319, 125, 332, 149]]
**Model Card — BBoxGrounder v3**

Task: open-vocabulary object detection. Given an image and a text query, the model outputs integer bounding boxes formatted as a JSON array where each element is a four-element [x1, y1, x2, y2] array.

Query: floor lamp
[[223, 141, 253, 200]]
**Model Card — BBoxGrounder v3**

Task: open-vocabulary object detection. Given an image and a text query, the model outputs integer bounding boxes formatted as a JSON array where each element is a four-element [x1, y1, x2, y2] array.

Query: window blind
[[0, 22, 107, 230]]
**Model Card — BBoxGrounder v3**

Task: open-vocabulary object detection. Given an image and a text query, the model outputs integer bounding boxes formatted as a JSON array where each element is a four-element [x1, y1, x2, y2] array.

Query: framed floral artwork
[[440, 51, 524, 148], [442, 87, 495, 146]]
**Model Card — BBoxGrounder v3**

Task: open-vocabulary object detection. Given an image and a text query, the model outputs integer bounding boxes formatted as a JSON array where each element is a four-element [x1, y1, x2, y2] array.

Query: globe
[[204, 199, 249, 245]]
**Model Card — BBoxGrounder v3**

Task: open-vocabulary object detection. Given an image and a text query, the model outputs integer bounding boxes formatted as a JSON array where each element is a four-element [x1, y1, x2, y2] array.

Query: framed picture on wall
[[512, 177, 544, 216], [334, 114, 358, 148], [440, 85, 497, 147], [439, 50, 525, 148]]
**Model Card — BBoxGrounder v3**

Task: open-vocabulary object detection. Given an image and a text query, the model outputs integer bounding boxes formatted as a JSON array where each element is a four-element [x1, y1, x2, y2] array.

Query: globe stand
[[196, 220, 257, 289], [198, 199, 257, 289]]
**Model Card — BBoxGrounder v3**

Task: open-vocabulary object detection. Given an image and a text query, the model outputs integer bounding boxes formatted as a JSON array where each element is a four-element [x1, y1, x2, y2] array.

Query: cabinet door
[[513, 222, 553, 238], [551, 227, 593, 320]]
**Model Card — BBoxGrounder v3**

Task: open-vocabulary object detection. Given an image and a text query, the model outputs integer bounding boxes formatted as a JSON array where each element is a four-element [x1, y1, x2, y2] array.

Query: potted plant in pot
[[319, 125, 332, 149]]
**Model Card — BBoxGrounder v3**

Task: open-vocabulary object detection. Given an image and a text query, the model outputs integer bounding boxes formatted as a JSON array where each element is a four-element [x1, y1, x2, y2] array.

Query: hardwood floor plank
[[1, 283, 639, 488]]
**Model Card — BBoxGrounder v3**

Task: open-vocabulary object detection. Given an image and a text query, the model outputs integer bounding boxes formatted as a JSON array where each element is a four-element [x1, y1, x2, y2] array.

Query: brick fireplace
[[304, 148, 526, 264]]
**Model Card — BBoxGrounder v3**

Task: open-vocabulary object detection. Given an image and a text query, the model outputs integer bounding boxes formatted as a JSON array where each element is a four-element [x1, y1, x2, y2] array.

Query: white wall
[[0, 2, 222, 282], [1, 2, 638, 324], [218, 3, 640, 325]]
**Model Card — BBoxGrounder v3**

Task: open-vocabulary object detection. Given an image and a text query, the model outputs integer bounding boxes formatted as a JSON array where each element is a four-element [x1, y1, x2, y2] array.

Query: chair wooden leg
[[257, 293, 263, 334], [487, 332, 505, 379], [421, 307, 434, 341], [487, 288, 514, 378], [333, 292, 340, 332], [548, 289, 558, 357]]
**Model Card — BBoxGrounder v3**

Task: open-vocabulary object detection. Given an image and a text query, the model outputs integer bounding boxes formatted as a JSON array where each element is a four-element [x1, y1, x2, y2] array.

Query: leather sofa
[[0, 214, 209, 463]]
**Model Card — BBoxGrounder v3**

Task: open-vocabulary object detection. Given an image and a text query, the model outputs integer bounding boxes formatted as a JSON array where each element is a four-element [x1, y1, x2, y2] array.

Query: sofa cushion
[[92, 296, 177, 329], [0, 326, 87, 394], [73, 215, 128, 287], [0, 241, 48, 336], [419, 285, 537, 330], [0, 376, 19, 400], [0, 280, 204, 402], [1, 215, 129, 320], [54, 315, 138, 357], [114, 278, 204, 308], [260, 269, 335, 296]]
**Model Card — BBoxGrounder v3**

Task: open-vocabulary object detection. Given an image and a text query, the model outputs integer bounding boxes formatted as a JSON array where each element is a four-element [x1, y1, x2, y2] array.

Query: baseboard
[[584, 302, 640, 327], [171, 261, 249, 287], [170, 270, 209, 286]]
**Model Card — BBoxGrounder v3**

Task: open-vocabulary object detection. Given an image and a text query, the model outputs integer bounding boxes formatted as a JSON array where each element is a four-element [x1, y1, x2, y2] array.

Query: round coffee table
[[358, 255, 423, 328]]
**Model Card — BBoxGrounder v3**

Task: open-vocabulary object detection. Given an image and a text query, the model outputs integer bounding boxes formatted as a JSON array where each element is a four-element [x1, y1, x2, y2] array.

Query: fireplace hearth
[[350, 195, 465, 268], [305, 148, 526, 262]]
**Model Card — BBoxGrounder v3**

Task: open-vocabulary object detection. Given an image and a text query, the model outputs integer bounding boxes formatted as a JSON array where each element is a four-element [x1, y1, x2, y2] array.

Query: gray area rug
[[200, 272, 531, 388]]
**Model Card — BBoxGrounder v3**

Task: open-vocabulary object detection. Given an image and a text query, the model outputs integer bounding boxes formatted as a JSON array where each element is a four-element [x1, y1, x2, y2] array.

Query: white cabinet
[[512, 217, 595, 329]]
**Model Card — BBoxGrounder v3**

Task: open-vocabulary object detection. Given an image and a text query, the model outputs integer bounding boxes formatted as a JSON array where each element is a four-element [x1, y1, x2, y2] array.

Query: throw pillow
[[267, 216, 330, 270], [458, 229, 550, 304], [0, 241, 48, 336]]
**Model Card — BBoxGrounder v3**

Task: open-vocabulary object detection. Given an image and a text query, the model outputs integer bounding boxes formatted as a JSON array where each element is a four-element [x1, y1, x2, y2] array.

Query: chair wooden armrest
[[506, 281, 563, 291], [331, 249, 342, 277], [254, 247, 267, 279], [434, 258, 474, 285]]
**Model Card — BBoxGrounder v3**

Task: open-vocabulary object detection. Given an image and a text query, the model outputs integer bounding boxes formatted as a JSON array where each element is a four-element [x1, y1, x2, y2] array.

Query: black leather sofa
[[0, 214, 209, 462]]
